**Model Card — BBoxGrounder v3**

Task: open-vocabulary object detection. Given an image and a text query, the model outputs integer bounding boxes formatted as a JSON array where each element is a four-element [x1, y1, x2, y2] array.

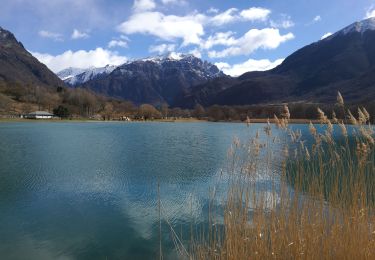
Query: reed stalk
[[192, 93, 375, 259]]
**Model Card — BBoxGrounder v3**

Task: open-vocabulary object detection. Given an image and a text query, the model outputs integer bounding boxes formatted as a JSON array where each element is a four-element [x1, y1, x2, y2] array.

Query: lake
[[0, 121, 309, 259]]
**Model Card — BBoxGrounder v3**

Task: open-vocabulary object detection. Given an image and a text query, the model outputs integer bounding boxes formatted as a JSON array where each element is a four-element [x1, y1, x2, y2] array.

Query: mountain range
[[176, 17, 375, 107], [58, 54, 225, 105], [1, 18, 375, 109]]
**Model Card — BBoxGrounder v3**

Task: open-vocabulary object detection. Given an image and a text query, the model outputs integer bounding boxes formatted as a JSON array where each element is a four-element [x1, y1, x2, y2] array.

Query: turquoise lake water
[[0, 121, 307, 259]]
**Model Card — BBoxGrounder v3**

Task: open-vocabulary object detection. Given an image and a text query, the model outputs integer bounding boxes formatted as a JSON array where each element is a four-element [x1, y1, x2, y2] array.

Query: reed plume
[[191, 96, 375, 260]]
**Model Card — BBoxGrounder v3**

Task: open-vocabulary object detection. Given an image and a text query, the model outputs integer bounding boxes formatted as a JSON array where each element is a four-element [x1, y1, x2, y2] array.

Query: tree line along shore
[[1, 83, 374, 123]]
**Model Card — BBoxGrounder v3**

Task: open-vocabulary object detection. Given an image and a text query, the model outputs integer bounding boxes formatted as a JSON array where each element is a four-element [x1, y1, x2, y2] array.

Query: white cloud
[[31, 48, 128, 72], [240, 7, 271, 22], [201, 31, 237, 49], [208, 28, 294, 58], [365, 7, 375, 18], [71, 29, 89, 39], [270, 15, 295, 29], [149, 43, 176, 54], [210, 8, 239, 26], [161, 0, 187, 5], [133, 0, 156, 12], [188, 48, 202, 58], [108, 39, 128, 48], [321, 32, 332, 40], [210, 7, 271, 26], [117, 11, 205, 46], [117, 7, 275, 46], [270, 20, 294, 29], [216, 58, 284, 76], [207, 7, 219, 14], [38, 30, 63, 41], [313, 15, 322, 23]]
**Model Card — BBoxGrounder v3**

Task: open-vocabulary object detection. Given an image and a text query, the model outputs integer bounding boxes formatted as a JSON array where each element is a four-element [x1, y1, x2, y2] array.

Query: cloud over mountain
[[12, 0, 297, 75], [216, 58, 284, 76], [32, 48, 127, 72], [208, 28, 294, 58], [117, 11, 205, 46]]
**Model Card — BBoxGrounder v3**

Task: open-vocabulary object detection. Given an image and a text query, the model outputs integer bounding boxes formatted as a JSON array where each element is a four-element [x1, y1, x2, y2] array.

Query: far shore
[[0, 117, 345, 125]]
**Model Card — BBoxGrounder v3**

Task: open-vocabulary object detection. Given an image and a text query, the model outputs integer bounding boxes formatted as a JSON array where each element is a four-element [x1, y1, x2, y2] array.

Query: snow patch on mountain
[[57, 54, 225, 86], [57, 65, 117, 85], [327, 17, 375, 40], [112, 53, 224, 81], [140, 53, 193, 63], [57, 67, 87, 81]]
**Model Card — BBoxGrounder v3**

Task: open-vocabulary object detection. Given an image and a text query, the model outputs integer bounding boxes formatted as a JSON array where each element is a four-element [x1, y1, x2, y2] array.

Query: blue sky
[[1, 0, 375, 75]]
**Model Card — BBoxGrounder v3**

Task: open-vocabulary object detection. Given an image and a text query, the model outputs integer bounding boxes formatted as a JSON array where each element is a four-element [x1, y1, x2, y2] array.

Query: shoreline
[[0, 117, 334, 124]]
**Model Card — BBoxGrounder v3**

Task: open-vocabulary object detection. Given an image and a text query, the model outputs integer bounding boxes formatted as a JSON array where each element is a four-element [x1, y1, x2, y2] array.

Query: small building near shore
[[24, 111, 55, 119], [120, 116, 131, 121]]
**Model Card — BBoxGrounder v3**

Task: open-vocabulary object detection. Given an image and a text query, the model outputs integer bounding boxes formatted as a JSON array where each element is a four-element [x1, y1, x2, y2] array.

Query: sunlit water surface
[[0, 122, 314, 259]]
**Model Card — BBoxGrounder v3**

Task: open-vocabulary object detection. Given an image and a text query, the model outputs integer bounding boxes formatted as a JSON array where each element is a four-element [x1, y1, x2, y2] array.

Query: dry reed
[[191, 93, 375, 259]]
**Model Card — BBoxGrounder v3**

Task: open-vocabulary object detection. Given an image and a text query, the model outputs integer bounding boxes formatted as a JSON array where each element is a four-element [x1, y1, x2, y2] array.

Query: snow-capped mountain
[[57, 65, 117, 86], [57, 54, 223, 89], [140, 52, 203, 63], [140, 52, 187, 62], [341, 17, 375, 34], [125, 53, 224, 80], [324, 17, 375, 40], [81, 54, 225, 105], [57, 67, 86, 81]]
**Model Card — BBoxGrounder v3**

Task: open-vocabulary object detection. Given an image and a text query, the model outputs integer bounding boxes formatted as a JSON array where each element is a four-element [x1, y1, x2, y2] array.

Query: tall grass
[[191, 94, 375, 259]]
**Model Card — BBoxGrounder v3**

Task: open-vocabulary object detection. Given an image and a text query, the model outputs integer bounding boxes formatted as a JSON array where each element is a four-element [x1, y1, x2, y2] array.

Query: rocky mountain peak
[[327, 17, 375, 40], [79, 54, 225, 105], [0, 26, 22, 48], [58, 54, 224, 89], [141, 52, 194, 62], [115, 54, 224, 80], [0, 26, 65, 89]]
